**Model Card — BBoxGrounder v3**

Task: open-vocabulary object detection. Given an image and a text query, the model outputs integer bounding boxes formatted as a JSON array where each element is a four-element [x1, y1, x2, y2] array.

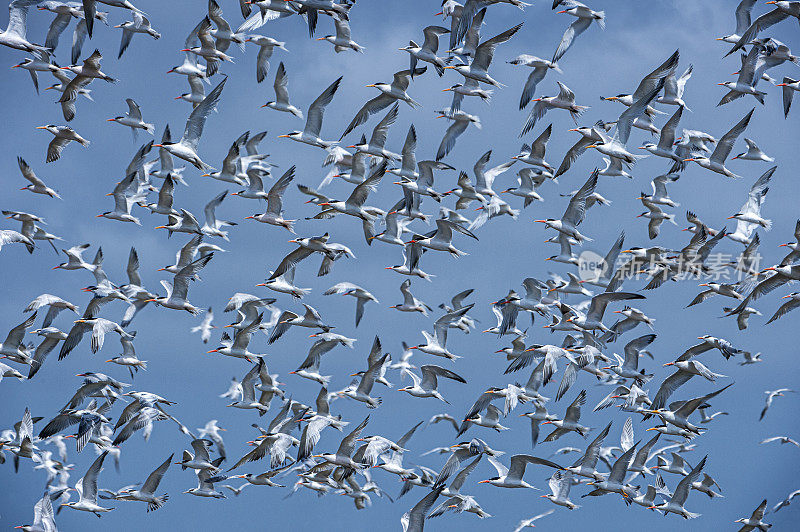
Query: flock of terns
[[1, 0, 799, 530]]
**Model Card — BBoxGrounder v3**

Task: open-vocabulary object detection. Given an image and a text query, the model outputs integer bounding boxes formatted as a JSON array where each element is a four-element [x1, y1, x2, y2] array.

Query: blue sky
[[1, 0, 799, 530]]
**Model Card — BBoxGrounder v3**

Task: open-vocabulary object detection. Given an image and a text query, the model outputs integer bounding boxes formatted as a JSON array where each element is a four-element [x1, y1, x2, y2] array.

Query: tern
[[734, 499, 771, 531], [534, 170, 597, 242], [112, 454, 172, 511], [261, 61, 302, 117], [36, 125, 90, 163], [522, 82, 588, 135], [443, 23, 522, 87], [278, 76, 342, 149], [0, 0, 47, 53], [342, 68, 425, 139], [242, 167, 296, 232], [479, 454, 561, 488], [146, 255, 213, 314], [60, 451, 113, 516], [399, 365, 466, 402], [508, 54, 561, 109], [684, 108, 754, 178], [107, 98, 154, 137], [541, 470, 579, 509], [400, 25, 449, 76], [153, 78, 226, 170]]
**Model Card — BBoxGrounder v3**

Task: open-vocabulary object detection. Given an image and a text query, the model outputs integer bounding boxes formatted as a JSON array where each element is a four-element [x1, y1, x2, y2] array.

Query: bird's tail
[[596, 12, 606, 30], [683, 510, 700, 520], [147, 494, 169, 512]]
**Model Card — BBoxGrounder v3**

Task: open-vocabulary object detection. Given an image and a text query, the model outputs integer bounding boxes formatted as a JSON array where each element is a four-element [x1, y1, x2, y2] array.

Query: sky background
[[1, 0, 799, 530]]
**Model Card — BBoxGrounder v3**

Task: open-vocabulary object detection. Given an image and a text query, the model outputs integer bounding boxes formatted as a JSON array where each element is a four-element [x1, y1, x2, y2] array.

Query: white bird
[[435, 109, 481, 161], [552, 1, 605, 64], [508, 54, 561, 110], [443, 23, 522, 87], [316, 12, 363, 53], [35, 125, 90, 163], [399, 364, 466, 403], [479, 454, 561, 488], [246, 35, 287, 83], [261, 62, 302, 117], [684, 108, 754, 178], [390, 280, 432, 315], [107, 98, 154, 138], [346, 103, 401, 161], [534, 170, 597, 242], [16, 157, 60, 199], [13, 490, 57, 531], [400, 25, 450, 76], [513, 509, 555, 531], [278, 76, 342, 149], [522, 82, 588, 135], [323, 282, 379, 327], [112, 454, 173, 511], [153, 78, 226, 170], [147, 255, 213, 314], [60, 451, 113, 516], [716, 0, 757, 43], [342, 67, 425, 139], [658, 64, 693, 108], [0, 0, 47, 53], [541, 470, 579, 509], [760, 388, 795, 420], [733, 138, 774, 162], [115, 11, 159, 58], [726, 166, 776, 245], [734, 499, 770, 532], [777, 76, 799, 118]]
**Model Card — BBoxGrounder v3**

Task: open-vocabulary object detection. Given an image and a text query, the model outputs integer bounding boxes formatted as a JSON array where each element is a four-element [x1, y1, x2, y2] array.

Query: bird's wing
[[671, 455, 707, 506], [368, 103, 398, 149], [267, 166, 295, 215], [657, 106, 683, 150], [269, 246, 314, 279], [710, 108, 753, 164], [341, 93, 394, 140], [651, 369, 693, 410], [562, 170, 598, 226], [173, 254, 212, 301], [632, 50, 679, 102], [304, 76, 342, 137], [337, 415, 369, 457], [346, 162, 386, 207], [554, 136, 593, 178], [552, 17, 592, 63], [623, 334, 656, 368], [141, 454, 173, 494], [436, 118, 470, 161], [726, 8, 788, 57], [617, 78, 665, 145], [608, 441, 638, 483], [17, 157, 45, 187], [81, 451, 108, 503], [471, 23, 522, 72], [587, 292, 644, 323], [125, 98, 142, 121], [781, 77, 796, 117], [563, 389, 586, 422], [182, 78, 227, 152], [580, 421, 612, 468]]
